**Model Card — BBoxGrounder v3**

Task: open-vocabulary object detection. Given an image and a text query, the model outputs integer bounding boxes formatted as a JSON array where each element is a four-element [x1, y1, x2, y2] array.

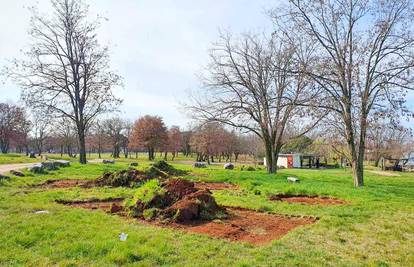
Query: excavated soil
[[58, 199, 317, 245], [39, 179, 240, 192], [56, 198, 125, 212], [172, 207, 317, 245], [269, 194, 346, 205], [40, 179, 92, 188], [194, 182, 239, 191]]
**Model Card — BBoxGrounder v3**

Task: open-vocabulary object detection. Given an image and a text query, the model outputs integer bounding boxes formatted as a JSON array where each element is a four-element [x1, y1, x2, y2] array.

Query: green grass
[[0, 153, 40, 164], [0, 162, 413, 266], [0, 152, 198, 165]]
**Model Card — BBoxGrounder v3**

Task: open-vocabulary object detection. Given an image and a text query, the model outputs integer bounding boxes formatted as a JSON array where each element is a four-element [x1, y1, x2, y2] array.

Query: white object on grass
[[119, 232, 128, 241], [34, 210, 50, 214], [287, 177, 300, 183]]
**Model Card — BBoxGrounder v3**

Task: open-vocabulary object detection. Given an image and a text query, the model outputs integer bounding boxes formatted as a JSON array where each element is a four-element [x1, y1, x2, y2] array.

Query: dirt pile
[[150, 160, 187, 176], [124, 178, 226, 223], [93, 169, 150, 187], [91, 161, 187, 187], [269, 194, 346, 205]]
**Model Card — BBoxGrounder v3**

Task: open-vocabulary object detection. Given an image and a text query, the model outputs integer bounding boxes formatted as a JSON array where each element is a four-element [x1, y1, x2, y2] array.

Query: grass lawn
[[0, 152, 199, 165], [0, 153, 40, 164], [0, 162, 413, 266]]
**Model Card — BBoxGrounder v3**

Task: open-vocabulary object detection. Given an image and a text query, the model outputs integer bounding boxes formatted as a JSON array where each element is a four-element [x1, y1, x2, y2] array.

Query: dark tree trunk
[[78, 128, 87, 164]]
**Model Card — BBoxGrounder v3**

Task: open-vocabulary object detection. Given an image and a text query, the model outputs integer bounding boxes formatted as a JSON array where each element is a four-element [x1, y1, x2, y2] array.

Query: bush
[[246, 166, 256, 171]]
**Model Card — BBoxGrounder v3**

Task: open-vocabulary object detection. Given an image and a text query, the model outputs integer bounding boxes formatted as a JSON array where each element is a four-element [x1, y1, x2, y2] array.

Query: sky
[[1, 0, 413, 129], [0, 0, 274, 128]]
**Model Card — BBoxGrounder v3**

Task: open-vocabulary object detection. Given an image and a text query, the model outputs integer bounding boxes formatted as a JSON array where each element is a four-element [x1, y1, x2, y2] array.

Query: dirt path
[[0, 163, 38, 175]]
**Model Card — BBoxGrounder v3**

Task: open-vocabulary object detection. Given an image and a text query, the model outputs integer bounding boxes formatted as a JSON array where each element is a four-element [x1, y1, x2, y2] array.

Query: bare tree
[[0, 103, 30, 153], [31, 111, 52, 156], [166, 126, 182, 161], [188, 32, 319, 173], [102, 117, 126, 159], [366, 118, 412, 165], [7, 0, 122, 164], [121, 120, 133, 158], [278, 0, 414, 186], [54, 117, 77, 157], [88, 119, 108, 159]]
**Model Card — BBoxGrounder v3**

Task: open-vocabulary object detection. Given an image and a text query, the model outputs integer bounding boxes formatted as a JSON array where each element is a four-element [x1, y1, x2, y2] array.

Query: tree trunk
[[77, 125, 87, 164], [265, 143, 276, 173]]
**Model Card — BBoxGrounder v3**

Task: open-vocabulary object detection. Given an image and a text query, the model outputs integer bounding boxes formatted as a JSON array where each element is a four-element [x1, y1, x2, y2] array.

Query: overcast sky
[[1, 0, 413, 129], [0, 0, 274, 128]]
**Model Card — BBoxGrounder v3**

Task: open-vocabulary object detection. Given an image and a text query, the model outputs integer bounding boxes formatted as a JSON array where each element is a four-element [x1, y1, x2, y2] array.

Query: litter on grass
[[34, 210, 50, 214], [119, 232, 128, 241]]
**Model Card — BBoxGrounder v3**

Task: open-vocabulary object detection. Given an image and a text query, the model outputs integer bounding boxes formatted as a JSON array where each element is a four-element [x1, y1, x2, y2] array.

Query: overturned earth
[[122, 178, 227, 223]]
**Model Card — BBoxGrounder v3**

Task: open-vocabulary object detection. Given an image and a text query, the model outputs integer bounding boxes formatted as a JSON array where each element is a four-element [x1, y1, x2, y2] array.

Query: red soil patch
[[269, 194, 346, 205], [194, 182, 239, 191], [40, 179, 92, 188], [57, 199, 317, 245], [172, 207, 317, 245], [56, 198, 124, 212]]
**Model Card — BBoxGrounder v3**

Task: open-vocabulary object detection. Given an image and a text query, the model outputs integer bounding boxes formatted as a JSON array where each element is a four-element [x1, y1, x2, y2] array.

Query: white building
[[264, 153, 316, 168]]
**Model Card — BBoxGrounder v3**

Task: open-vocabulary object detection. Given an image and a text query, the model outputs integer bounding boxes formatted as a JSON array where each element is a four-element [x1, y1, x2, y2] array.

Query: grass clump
[[95, 169, 148, 187], [151, 160, 187, 176], [124, 179, 166, 218]]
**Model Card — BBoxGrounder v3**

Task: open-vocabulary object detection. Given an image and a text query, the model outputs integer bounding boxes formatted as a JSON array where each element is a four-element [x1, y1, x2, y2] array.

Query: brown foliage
[[130, 115, 168, 160]]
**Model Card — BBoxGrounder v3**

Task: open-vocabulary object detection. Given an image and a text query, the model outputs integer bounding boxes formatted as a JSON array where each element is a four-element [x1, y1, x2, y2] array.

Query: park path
[[0, 163, 38, 175]]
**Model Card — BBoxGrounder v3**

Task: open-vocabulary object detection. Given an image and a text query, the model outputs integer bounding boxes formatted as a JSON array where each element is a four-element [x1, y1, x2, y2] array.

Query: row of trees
[[189, 0, 414, 186], [0, 105, 261, 162]]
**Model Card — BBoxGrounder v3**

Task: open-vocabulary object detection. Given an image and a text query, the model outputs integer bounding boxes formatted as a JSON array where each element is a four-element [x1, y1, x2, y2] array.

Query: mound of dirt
[[125, 178, 225, 223], [151, 160, 187, 176], [269, 194, 346, 205], [93, 169, 150, 187]]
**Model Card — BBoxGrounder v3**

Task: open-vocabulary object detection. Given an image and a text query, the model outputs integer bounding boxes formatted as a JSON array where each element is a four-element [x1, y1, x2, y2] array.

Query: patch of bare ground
[[39, 179, 92, 188], [194, 182, 239, 191], [56, 198, 125, 212], [269, 194, 346, 205], [57, 199, 318, 245]]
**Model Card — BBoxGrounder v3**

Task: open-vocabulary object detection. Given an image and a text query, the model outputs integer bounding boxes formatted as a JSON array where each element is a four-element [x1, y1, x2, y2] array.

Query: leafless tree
[[54, 117, 77, 157], [188, 32, 320, 173], [276, 0, 414, 186], [102, 117, 126, 159], [0, 103, 30, 153], [122, 120, 133, 158], [31, 111, 52, 156], [6, 0, 122, 164], [366, 118, 412, 165]]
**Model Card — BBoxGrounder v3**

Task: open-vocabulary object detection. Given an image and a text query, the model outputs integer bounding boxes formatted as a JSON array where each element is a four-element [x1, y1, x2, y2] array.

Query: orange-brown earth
[[40, 179, 91, 188], [58, 199, 318, 245], [269, 194, 346, 205]]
